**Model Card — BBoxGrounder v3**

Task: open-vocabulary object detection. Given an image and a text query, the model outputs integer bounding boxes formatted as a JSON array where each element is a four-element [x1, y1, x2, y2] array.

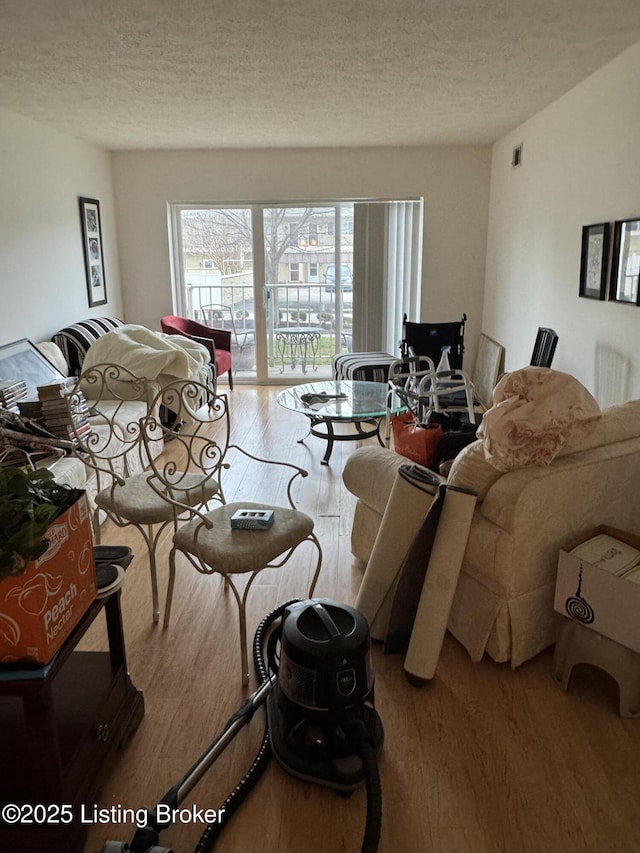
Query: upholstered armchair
[[161, 315, 233, 390]]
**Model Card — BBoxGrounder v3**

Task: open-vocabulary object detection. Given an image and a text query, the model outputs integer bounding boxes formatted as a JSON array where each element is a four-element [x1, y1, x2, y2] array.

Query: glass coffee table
[[277, 380, 404, 465]]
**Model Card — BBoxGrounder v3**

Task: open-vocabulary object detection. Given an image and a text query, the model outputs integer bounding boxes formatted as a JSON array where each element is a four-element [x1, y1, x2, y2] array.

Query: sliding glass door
[[170, 198, 422, 385], [262, 205, 353, 380]]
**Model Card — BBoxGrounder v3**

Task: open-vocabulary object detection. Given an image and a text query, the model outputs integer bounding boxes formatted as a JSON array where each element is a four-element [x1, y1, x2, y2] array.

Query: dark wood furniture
[[0, 590, 144, 853]]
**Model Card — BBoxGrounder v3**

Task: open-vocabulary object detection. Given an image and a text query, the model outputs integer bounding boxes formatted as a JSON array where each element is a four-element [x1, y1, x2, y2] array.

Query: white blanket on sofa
[[81, 324, 211, 385]]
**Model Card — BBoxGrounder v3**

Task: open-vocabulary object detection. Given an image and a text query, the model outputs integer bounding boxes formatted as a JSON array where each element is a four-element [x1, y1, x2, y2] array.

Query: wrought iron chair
[[67, 364, 226, 622], [160, 315, 233, 391], [141, 379, 323, 685]]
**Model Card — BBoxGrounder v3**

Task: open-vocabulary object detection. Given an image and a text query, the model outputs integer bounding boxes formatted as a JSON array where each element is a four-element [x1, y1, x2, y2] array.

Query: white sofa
[[344, 395, 640, 668]]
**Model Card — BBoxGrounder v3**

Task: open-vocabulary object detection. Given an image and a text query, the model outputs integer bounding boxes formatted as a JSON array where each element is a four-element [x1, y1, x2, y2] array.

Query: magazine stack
[[0, 379, 27, 414]]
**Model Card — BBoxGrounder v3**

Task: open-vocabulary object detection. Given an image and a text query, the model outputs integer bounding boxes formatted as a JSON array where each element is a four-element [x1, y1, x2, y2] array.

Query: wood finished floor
[[83, 385, 640, 853]]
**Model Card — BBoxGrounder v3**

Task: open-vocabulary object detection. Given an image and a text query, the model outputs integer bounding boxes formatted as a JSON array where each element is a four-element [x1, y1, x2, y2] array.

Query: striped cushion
[[333, 352, 395, 384], [52, 317, 125, 375]]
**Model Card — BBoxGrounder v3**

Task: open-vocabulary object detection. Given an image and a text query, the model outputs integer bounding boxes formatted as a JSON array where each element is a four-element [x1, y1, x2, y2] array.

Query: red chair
[[160, 315, 233, 389]]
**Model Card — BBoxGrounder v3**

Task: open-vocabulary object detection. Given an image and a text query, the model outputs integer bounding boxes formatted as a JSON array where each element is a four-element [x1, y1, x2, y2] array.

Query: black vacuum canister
[[267, 599, 383, 791], [278, 599, 374, 710]]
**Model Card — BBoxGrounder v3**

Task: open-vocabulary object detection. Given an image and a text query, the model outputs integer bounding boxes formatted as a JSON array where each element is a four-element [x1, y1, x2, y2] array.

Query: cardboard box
[[555, 526, 640, 654], [0, 494, 97, 666]]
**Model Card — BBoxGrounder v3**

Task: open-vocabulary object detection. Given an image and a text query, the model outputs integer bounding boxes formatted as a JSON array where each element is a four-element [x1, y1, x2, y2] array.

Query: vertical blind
[[352, 200, 423, 353]]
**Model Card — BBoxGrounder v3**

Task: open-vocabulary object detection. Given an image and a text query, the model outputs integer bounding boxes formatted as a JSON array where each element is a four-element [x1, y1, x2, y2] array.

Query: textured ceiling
[[1, 0, 640, 150]]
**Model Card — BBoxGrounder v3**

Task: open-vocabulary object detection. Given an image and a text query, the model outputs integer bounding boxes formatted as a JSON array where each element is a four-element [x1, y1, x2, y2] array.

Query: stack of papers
[[571, 534, 640, 584]]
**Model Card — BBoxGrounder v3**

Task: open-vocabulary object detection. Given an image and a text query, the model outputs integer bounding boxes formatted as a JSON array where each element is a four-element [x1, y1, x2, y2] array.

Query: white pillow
[[35, 341, 69, 377]]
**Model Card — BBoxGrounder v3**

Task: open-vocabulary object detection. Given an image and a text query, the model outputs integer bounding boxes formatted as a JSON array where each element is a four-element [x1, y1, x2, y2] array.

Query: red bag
[[391, 412, 443, 468]]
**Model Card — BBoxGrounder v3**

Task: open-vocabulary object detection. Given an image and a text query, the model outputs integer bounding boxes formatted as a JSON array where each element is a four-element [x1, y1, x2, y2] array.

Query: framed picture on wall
[[79, 196, 107, 307], [609, 217, 640, 305], [578, 222, 610, 300]]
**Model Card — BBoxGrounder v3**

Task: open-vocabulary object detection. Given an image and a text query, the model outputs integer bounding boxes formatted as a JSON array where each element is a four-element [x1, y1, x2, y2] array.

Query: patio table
[[274, 327, 322, 374]]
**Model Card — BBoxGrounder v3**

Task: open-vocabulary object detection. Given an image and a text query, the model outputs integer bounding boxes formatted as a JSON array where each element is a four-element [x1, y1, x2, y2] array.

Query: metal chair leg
[[147, 525, 160, 623], [221, 572, 255, 687], [163, 547, 178, 629], [237, 595, 249, 687]]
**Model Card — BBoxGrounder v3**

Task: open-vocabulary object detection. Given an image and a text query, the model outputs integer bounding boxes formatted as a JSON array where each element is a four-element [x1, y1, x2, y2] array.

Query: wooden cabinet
[[0, 590, 144, 853]]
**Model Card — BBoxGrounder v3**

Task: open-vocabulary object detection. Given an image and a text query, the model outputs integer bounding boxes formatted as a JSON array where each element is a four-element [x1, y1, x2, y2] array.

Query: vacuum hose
[[356, 736, 383, 853], [194, 600, 293, 853], [195, 598, 382, 853]]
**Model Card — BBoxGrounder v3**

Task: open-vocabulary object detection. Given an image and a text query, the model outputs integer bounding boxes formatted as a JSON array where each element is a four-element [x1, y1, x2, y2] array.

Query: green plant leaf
[[0, 467, 83, 584]]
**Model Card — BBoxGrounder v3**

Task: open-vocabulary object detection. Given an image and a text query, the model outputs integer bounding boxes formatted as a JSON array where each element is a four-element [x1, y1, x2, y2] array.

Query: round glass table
[[277, 380, 404, 465]]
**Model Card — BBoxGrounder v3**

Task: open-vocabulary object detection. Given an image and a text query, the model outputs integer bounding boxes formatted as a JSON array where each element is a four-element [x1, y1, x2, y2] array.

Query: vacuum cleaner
[[99, 598, 384, 853]]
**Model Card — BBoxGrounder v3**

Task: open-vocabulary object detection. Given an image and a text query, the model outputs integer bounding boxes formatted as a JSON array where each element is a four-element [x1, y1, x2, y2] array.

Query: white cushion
[[35, 341, 69, 377]]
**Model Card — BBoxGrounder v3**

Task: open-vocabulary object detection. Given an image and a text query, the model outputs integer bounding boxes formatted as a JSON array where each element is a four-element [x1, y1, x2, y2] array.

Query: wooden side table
[[0, 589, 144, 853]]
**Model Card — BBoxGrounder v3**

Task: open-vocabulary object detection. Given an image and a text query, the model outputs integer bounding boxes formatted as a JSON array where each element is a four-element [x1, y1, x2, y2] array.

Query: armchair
[[160, 315, 233, 390]]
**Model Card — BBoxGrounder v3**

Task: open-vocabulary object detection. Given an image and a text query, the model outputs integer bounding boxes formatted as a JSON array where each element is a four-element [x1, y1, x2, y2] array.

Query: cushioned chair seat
[[173, 501, 315, 575], [96, 473, 221, 526]]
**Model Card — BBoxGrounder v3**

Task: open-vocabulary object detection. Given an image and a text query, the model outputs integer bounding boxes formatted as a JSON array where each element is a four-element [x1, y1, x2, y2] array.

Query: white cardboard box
[[554, 526, 640, 654]]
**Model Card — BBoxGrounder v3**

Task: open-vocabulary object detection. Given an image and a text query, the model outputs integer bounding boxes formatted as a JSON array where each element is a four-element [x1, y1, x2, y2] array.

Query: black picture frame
[[579, 222, 610, 300], [79, 196, 107, 307], [609, 217, 640, 305]]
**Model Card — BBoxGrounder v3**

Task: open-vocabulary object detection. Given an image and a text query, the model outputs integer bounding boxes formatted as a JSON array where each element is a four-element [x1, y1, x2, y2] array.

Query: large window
[[169, 199, 422, 383]]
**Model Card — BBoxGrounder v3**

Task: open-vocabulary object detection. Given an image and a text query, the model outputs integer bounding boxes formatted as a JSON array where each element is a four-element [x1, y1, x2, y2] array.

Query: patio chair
[[200, 304, 255, 352], [160, 314, 233, 390]]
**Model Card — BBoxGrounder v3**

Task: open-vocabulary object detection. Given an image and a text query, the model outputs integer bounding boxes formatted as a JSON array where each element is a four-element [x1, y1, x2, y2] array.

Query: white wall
[[0, 107, 123, 346], [484, 41, 640, 405], [111, 146, 491, 358]]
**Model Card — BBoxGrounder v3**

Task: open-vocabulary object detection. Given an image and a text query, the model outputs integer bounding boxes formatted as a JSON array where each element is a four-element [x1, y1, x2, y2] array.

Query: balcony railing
[[184, 283, 352, 376]]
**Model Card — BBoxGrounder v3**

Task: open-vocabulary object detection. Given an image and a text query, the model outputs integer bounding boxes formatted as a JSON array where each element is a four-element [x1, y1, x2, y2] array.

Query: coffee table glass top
[[277, 380, 402, 420]]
